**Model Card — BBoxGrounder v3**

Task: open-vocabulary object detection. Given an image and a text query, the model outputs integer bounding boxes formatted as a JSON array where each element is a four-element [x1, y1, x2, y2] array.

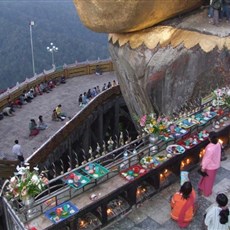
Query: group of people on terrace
[[78, 80, 118, 107], [29, 115, 48, 137], [29, 103, 68, 136], [0, 76, 66, 118], [0, 76, 67, 138], [208, 0, 230, 25], [170, 131, 230, 229], [14, 80, 57, 107]]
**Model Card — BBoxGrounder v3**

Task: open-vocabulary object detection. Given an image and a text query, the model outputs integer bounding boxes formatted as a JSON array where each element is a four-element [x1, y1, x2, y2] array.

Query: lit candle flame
[[107, 208, 113, 215], [219, 139, 223, 145], [80, 220, 86, 227]]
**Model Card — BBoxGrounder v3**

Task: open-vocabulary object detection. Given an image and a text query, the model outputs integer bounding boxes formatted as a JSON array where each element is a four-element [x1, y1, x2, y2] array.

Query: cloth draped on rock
[[198, 169, 217, 197], [171, 189, 196, 227]]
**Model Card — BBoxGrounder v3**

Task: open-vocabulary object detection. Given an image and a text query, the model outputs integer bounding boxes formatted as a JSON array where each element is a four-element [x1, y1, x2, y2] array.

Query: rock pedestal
[[108, 9, 230, 118]]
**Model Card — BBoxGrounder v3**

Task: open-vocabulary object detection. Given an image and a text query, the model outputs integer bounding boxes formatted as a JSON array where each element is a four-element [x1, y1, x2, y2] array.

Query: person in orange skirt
[[171, 181, 196, 228]]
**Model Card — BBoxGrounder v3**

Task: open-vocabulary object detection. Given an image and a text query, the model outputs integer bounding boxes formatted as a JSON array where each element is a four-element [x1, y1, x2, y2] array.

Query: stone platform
[[0, 72, 116, 160]]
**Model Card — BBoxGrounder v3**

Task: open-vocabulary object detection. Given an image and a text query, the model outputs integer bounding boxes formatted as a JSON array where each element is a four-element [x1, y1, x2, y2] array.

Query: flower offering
[[139, 113, 168, 135], [5, 164, 48, 201]]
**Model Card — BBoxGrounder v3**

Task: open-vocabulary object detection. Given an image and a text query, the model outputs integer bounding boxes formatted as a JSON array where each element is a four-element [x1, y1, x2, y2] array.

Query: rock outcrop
[[108, 9, 230, 117]]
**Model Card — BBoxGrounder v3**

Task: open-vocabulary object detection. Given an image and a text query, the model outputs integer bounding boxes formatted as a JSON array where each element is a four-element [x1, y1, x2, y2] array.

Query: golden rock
[[73, 0, 203, 33]]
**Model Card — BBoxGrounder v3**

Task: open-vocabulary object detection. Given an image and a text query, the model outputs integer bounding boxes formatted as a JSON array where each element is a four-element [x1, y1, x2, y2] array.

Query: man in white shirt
[[12, 140, 24, 164]]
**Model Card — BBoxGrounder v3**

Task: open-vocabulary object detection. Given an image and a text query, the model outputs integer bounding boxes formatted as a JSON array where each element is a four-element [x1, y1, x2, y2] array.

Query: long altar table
[[26, 119, 230, 230]]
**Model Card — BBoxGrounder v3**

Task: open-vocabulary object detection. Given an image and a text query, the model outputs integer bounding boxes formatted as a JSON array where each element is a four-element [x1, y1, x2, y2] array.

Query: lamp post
[[29, 21, 35, 76], [47, 43, 58, 67]]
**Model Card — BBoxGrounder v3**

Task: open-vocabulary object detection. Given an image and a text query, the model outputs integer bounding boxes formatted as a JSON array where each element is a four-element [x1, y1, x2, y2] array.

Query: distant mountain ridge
[[0, 0, 109, 89]]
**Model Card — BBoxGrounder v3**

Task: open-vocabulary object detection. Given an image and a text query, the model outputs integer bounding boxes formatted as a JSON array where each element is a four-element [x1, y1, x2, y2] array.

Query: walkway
[[105, 149, 230, 230], [0, 72, 116, 160]]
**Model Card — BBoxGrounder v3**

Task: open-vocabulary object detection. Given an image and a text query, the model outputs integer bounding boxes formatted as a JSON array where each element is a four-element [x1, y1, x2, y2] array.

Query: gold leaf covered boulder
[[73, 0, 203, 33]]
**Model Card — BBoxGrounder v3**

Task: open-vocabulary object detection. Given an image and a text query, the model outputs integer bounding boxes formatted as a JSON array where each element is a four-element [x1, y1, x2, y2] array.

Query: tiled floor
[[105, 149, 230, 230]]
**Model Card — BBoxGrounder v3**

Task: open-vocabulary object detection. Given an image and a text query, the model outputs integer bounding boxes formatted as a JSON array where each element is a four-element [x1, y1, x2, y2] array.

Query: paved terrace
[[0, 72, 116, 160]]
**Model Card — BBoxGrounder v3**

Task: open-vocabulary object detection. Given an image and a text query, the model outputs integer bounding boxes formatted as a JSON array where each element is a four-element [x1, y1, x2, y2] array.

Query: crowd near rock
[[78, 80, 117, 108]]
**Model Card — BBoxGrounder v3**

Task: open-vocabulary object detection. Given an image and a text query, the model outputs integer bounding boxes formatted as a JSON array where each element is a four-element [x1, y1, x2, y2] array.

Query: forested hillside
[[0, 0, 109, 90]]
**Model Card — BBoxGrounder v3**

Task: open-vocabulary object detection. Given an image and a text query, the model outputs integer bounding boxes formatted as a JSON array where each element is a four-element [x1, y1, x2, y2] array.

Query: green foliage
[[0, 1, 109, 90], [224, 95, 230, 107]]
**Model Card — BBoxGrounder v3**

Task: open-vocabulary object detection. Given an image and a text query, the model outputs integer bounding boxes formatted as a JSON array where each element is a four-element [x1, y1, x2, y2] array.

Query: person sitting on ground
[[170, 181, 196, 228], [29, 88, 37, 97], [25, 90, 34, 101], [14, 98, 22, 108], [37, 115, 48, 130], [29, 119, 39, 136], [60, 76, 66, 84], [95, 65, 102, 75], [52, 109, 60, 121], [19, 94, 27, 105], [205, 193, 230, 230], [39, 82, 46, 93], [44, 81, 50, 93], [48, 80, 55, 89], [23, 90, 32, 103], [7, 100, 16, 112], [35, 84, 42, 95], [2, 107, 14, 116], [55, 104, 66, 121]]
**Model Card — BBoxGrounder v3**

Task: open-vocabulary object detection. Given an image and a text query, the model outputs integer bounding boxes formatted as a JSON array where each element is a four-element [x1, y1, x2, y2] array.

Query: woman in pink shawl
[[198, 131, 221, 197]]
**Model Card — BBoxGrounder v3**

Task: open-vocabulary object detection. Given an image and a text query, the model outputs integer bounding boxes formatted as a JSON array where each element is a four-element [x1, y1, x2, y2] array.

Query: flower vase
[[149, 134, 159, 144], [22, 196, 34, 206]]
